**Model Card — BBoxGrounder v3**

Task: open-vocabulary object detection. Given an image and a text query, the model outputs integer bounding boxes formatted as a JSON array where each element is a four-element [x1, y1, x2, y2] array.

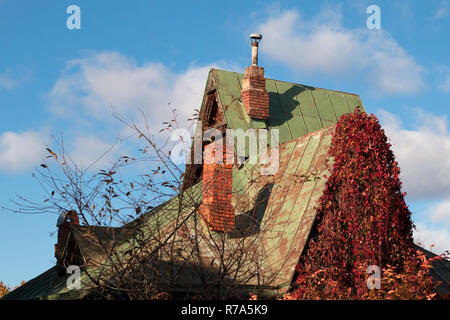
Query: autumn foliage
[[293, 108, 440, 299], [0, 282, 9, 298], [0, 280, 26, 298]]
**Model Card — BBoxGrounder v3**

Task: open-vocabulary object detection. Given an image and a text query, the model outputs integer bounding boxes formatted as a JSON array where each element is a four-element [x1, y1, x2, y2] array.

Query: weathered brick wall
[[200, 140, 234, 232], [241, 65, 269, 120], [214, 95, 226, 123]]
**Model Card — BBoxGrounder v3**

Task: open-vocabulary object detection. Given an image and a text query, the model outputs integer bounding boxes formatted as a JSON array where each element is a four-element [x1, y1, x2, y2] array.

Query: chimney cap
[[56, 211, 67, 226], [250, 33, 262, 42]]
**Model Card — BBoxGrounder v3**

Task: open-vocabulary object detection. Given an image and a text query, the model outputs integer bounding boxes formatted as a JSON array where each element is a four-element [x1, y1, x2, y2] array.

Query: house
[[3, 34, 449, 300]]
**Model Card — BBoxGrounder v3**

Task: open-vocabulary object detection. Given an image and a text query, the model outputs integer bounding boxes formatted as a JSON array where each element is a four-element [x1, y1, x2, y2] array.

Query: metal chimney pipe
[[250, 33, 262, 66]]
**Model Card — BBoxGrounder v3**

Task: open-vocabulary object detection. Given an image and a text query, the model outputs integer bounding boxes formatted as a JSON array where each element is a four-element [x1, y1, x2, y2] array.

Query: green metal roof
[[3, 69, 371, 299], [1, 267, 65, 300], [0, 266, 95, 300], [207, 68, 364, 144], [229, 125, 335, 288]]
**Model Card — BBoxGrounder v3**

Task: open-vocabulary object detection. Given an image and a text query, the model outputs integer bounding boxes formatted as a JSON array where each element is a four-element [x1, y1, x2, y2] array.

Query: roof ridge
[[210, 68, 360, 97]]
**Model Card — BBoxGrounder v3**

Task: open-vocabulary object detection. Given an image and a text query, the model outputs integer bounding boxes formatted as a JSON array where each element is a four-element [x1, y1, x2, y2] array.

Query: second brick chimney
[[241, 33, 269, 120], [55, 210, 79, 262], [201, 139, 234, 232]]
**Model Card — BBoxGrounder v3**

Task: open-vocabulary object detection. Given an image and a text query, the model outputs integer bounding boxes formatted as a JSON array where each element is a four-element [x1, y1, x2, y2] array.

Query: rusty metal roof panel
[[278, 130, 334, 283], [260, 127, 334, 287], [225, 125, 335, 288]]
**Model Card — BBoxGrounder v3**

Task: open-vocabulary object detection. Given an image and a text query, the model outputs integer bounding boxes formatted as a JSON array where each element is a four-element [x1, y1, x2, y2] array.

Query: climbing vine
[[293, 108, 441, 300]]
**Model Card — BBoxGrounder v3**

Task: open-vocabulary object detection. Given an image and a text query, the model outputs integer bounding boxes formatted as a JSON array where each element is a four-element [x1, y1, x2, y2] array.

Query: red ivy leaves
[[292, 108, 436, 299]]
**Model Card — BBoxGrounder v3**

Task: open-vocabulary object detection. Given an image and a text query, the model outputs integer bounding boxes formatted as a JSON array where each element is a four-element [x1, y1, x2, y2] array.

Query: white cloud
[[45, 51, 229, 171], [414, 199, 450, 255], [378, 110, 450, 255], [379, 109, 450, 200], [436, 65, 450, 92], [257, 8, 425, 94], [48, 51, 214, 132], [428, 199, 450, 224], [0, 68, 30, 90], [0, 131, 46, 173], [414, 221, 450, 255], [442, 77, 450, 93], [435, 0, 449, 19], [0, 72, 17, 89]]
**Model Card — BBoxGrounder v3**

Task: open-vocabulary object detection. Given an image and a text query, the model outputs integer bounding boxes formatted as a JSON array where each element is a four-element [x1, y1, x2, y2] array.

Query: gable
[[183, 68, 364, 189]]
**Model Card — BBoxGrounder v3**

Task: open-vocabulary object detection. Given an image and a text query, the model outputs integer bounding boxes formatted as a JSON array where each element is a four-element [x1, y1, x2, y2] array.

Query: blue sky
[[1, 0, 450, 287]]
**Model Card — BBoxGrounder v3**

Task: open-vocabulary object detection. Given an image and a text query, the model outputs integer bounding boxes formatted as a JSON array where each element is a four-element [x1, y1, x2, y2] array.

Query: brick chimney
[[55, 210, 79, 261], [201, 139, 234, 232], [241, 33, 269, 120]]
